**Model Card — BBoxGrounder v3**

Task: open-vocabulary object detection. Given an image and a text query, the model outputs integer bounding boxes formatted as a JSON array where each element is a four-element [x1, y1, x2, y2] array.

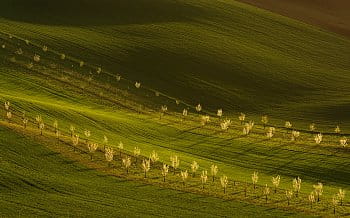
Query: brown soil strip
[[236, 0, 350, 38]]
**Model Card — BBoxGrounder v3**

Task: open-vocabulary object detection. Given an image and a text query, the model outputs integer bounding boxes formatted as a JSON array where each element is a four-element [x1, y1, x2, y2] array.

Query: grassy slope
[[1, 125, 305, 217], [0, 57, 349, 216], [0, 0, 350, 216], [0, 0, 350, 126]]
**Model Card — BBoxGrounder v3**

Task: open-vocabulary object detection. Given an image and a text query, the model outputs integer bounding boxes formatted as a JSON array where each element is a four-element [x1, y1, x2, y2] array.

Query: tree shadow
[[0, 0, 205, 26]]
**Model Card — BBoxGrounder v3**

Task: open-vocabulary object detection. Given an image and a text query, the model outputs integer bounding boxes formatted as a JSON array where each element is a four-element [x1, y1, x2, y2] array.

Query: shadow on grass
[[0, 0, 205, 26]]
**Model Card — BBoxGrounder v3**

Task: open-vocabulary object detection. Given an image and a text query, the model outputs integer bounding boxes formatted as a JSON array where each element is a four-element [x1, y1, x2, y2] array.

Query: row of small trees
[[2, 101, 347, 215], [2, 35, 349, 145], [2, 34, 349, 214]]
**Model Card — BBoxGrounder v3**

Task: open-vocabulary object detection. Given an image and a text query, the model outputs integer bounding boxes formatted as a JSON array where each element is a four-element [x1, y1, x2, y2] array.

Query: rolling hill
[[1, 0, 350, 217], [1, 125, 306, 217], [0, 0, 350, 126]]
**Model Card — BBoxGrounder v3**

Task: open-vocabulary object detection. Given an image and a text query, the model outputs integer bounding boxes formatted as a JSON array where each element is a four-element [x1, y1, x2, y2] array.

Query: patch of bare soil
[[237, 0, 350, 38]]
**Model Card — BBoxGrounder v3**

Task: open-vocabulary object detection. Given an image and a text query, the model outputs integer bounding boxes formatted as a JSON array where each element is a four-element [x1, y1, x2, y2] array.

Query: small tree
[[286, 190, 293, 206], [308, 192, 315, 208], [266, 127, 275, 139], [239, 113, 246, 125], [142, 159, 151, 178], [72, 134, 79, 152], [135, 82, 141, 89], [6, 111, 12, 122], [201, 115, 210, 126], [309, 123, 316, 132], [150, 150, 159, 164], [261, 115, 268, 129], [182, 109, 188, 121], [33, 54, 40, 62], [181, 170, 189, 186], [103, 135, 108, 151], [195, 104, 202, 112], [160, 105, 167, 119], [69, 125, 75, 137], [55, 130, 60, 142], [332, 195, 339, 215], [15, 48, 23, 55], [39, 122, 45, 135], [116, 75, 121, 81], [272, 175, 280, 193], [217, 109, 223, 118], [314, 133, 323, 144], [122, 156, 132, 174], [243, 121, 254, 135], [252, 171, 258, 189], [191, 161, 199, 177], [220, 175, 228, 194], [133, 147, 141, 162], [263, 184, 270, 203], [285, 121, 292, 133], [337, 189, 345, 206], [220, 119, 231, 131], [161, 163, 169, 182], [53, 120, 58, 132], [27, 62, 33, 69], [210, 164, 218, 182], [340, 137, 348, 148], [291, 130, 300, 141], [105, 147, 114, 167], [23, 118, 28, 128], [170, 155, 180, 175], [200, 170, 208, 189], [84, 130, 91, 144], [335, 125, 341, 134], [313, 183, 323, 202], [118, 141, 124, 157], [35, 115, 42, 129], [292, 177, 301, 197], [4, 101, 10, 111], [87, 142, 98, 160]]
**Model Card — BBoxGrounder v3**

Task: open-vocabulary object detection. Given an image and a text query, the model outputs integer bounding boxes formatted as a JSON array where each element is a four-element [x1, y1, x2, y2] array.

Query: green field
[[0, 0, 350, 217], [2, 125, 310, 217]]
